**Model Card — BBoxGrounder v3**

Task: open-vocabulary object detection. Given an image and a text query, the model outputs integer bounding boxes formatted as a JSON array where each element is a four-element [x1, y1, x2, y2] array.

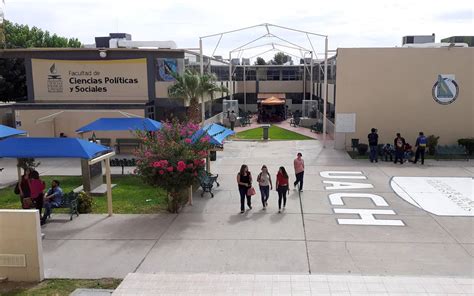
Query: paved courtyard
[[23, 140, 471, 281]]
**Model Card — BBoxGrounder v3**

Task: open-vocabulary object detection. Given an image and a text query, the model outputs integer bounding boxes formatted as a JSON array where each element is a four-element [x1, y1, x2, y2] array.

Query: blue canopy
[[0, 137, 112, 159], [76, 118, 162, 133], [0, 125, 26, 139], [193, 123, 235, 145]]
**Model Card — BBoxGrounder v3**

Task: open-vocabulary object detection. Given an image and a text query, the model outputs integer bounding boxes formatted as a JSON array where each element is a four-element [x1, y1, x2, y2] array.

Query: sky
[[3, 0, 473, 61]]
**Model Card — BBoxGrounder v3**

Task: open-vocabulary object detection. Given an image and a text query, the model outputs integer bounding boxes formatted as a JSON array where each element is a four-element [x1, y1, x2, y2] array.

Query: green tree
[[255, 57, 266, 65], [0, 20, 82, 102], [272, 52, 291, 65], [168, 69, 228, 123]]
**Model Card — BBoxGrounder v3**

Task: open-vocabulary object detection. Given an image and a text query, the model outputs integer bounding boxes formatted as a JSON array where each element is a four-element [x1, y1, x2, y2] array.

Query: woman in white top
[[257, 165, 273, 210]]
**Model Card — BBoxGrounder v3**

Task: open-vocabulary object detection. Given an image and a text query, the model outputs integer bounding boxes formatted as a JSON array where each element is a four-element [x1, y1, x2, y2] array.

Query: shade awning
[[0, 137, 112, 159], [261, 96, 286, 105], [0, 125, 26, 139], [193, 123, 235, 145], [76, 118, 162, 133]]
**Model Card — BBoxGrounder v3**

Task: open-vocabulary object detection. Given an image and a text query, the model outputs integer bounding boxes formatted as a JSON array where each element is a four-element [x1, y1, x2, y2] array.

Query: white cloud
[[3, 0, 472, 60]]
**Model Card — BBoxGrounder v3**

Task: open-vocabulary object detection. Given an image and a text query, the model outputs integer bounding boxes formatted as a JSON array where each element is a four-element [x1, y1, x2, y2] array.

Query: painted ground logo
[[47, 63, 63, 93], [432, 74, 458, 105], [391, 177, 473, 216]]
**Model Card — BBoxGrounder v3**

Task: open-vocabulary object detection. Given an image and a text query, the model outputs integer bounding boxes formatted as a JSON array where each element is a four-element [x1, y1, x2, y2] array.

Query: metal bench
[[115, 138, 141, 154], [46, 191, 79, 221], [435, 145, 469, 161], [199, 172, 219, 198]]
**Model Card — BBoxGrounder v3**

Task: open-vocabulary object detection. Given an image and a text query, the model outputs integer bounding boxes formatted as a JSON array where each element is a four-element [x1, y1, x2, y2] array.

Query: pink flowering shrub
[[135, 119, 213, 212]]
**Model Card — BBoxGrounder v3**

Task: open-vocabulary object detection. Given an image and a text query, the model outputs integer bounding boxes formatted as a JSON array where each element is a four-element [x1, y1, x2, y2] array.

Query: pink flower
[[187, 163, 194, 169], [152, 162, 161, 168], [160, 160, 169, 166], [145, 151, 152, 158], [177, 161, 186, 172], [167, 166, 174, 172], [185, 138, 192, 144], [193, 172, 198, 176], [159, 170, 164, 175]]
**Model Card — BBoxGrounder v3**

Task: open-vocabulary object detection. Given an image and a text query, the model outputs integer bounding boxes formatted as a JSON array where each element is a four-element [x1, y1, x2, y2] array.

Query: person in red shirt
[[293, 152, 305, 192], [276, 166, 290, 213], [29, 170, 45, 216]]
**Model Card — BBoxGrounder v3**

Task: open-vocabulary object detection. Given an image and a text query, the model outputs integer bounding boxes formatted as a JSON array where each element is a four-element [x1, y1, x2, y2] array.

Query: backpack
[[396, 138, 404, 148], [418, 136, 427, 147]]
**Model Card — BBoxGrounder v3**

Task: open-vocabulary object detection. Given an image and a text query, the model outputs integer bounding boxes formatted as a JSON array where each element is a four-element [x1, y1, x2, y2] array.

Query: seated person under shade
[[41, 180, 63, 224]]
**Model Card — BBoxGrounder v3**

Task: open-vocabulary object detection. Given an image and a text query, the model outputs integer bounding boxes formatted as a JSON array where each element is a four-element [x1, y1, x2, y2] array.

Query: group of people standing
[[368, 129, 427, 165], [15, 168, 63, 225], [236, 153, 304, 214]]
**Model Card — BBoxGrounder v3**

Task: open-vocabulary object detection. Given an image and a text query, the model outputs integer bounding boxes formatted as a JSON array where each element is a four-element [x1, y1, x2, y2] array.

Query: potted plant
[[427, 135, 440, 156], [357, 143, 369, 156], [134, 120, 214, 213]]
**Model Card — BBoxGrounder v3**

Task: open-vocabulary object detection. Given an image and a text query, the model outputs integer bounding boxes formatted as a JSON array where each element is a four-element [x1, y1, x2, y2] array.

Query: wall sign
[[432, 74, 459, 105], [391, 177, 473, 216], [31, 58, 148, 101]]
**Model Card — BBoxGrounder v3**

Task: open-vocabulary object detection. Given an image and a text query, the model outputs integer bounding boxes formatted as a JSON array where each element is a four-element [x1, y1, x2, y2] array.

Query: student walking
[[229, 110, 237, 131], [413, 131, 427, 165], [257, 165, 272, 210], [393, 133, 406, 164], [237, 164, 253, 214], [276, 166, 290, 213], [293, 153, 304, 192], [368, 128, 379, 163]]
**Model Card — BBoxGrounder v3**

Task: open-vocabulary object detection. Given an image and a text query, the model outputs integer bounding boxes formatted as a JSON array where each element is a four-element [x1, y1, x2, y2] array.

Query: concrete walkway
[[35, 140, 474, 281], [113, 273, 474, 295]]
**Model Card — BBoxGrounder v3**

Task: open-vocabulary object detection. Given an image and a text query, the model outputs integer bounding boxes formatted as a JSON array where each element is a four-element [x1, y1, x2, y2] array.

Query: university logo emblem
[[47, 63, 63, 93], [432, 74, 458, 105]]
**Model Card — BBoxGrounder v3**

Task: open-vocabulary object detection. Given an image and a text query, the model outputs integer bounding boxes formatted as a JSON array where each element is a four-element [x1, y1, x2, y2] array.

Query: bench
[[115, 138, 141, 154], [435, 145, 469, 161], [199, 172, 219, 198], [46, 191, 79, 221], [310, 122, 323, 133], [96, 138, 111, 147]]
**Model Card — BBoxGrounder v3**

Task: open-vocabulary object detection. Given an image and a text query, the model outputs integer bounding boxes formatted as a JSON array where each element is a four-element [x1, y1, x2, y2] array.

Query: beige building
[[334, 47, 474, 149]]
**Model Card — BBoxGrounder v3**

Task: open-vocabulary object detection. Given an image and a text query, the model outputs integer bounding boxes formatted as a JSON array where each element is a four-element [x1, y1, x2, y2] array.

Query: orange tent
[[261, 96, 286, 106]]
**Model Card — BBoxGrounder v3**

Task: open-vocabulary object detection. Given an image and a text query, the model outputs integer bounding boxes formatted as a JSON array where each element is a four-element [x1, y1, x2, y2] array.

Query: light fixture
[[99, 50, 107, 58]]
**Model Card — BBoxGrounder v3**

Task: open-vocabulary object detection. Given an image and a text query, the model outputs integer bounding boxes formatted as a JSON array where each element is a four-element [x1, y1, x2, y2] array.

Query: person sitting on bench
[[41, 180, 63, 225]]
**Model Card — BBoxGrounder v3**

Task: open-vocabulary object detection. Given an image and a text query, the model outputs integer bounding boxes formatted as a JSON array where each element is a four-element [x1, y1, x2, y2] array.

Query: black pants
[[239, 187, 251, 211], [414, 147, 425, 164], [294, 172, 304, 191], [394, 150, 404, 164], [230, 121, 235, 131], [260, 185, 270, 207], [277, 186, 288, 209]]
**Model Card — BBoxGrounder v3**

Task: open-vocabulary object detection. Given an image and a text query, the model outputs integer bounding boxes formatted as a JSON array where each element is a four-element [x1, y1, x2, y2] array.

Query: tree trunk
[[188, 97, 201, 123]]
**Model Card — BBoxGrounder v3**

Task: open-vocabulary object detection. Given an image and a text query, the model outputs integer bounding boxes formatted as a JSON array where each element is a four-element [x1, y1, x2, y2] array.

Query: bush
[[458, 138, 474, 155], [77, 191, 93, 213], [357, 143, 368, 155], [427, 135, 439, 155]]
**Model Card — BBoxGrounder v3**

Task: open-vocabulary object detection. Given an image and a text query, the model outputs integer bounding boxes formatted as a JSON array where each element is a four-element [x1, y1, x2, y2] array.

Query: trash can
[[210, 151, 217, 161], [262, 124, 271, 140]]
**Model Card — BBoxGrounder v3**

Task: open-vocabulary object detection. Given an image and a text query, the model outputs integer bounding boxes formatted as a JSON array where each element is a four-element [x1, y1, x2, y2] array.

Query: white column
[[229, 52, 233, 100], [310, 51, 313, 100], [323, 37, 328, 148], [243, 65, 247, 113]]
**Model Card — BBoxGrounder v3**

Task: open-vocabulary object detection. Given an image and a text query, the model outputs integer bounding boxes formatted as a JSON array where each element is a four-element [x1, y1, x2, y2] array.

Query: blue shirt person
[[41, 180, 63, 224], [414, 131, 427, 165]]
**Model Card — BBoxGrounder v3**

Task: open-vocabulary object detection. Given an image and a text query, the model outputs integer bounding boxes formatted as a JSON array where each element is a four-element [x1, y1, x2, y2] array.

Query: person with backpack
[[368, 128, 379, 163], [257, 165, 272, 210], [393, 133, 406, 164], [413, 132, 427, 165]]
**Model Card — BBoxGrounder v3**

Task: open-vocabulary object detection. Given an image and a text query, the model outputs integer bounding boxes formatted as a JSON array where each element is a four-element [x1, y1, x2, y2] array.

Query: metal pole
[[323, 37, 328, 148], [105, 159, 113, 216], [303, 55, 306, 108], [229, 52, 233, 100], [244, 64, 247, 113], [199, 38, 205, 123], [310, 51, 313, 101]]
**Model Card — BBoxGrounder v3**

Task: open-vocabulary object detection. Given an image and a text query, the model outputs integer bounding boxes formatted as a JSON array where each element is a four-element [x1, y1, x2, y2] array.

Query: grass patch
[[235, 125, 313, 141], [0, 175, 167, 214], [0, 278, 121, 296]]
